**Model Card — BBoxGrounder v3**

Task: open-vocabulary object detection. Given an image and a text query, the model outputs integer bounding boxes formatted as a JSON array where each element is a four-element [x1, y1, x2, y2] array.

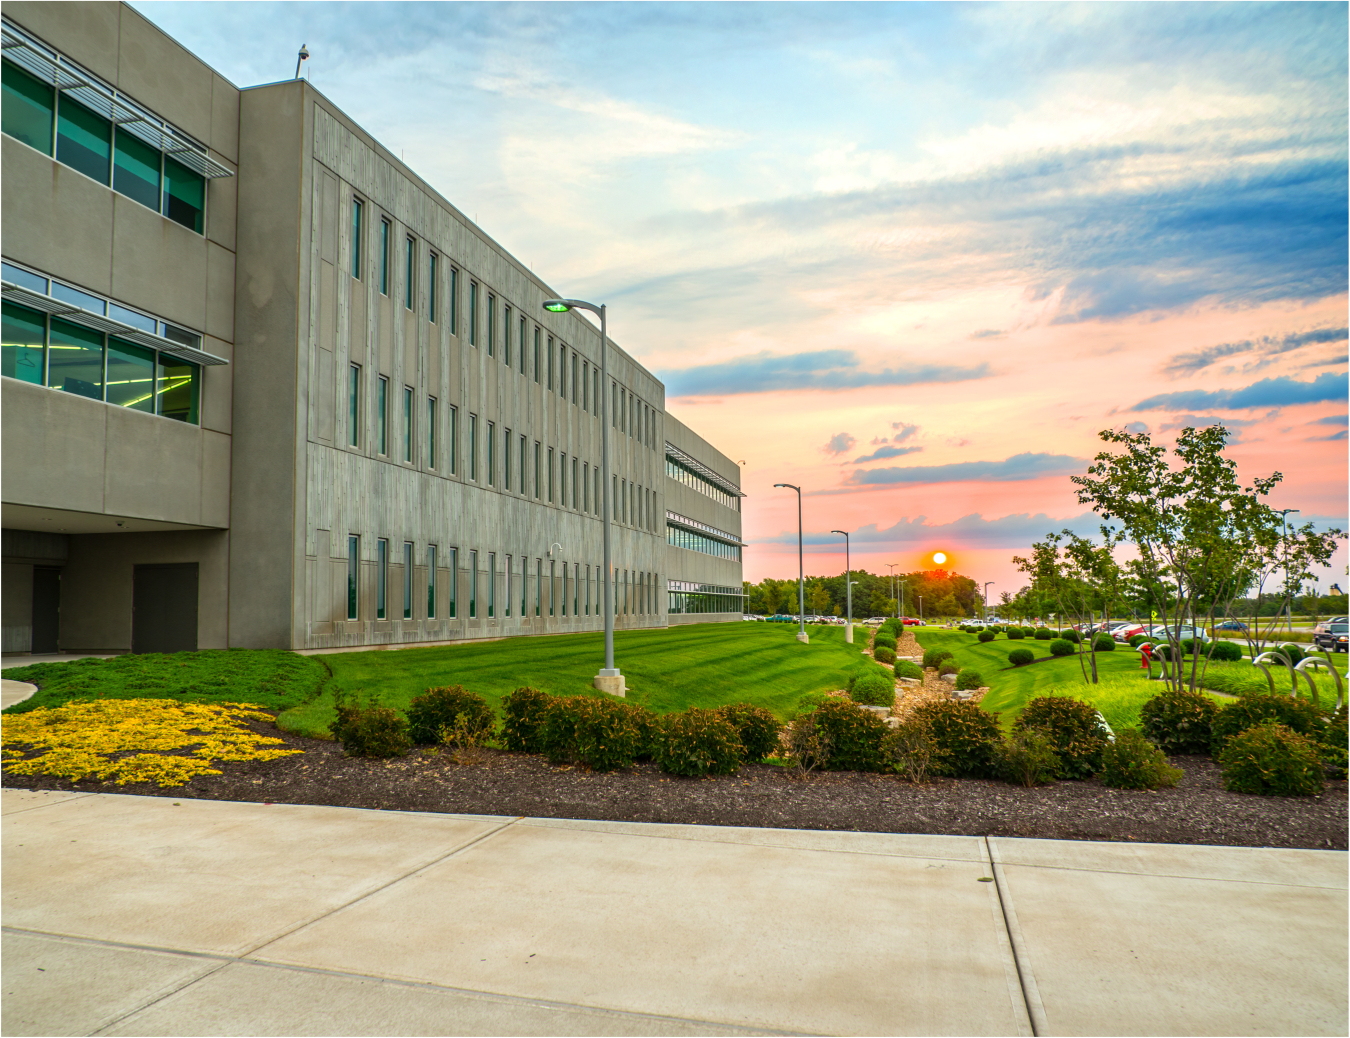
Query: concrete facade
[[1, 2, 742, 655]]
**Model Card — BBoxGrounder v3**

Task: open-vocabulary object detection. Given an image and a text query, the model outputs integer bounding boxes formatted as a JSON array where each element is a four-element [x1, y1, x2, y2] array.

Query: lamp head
[[543, 299, 571, 313], [831, 529, 847, 536]]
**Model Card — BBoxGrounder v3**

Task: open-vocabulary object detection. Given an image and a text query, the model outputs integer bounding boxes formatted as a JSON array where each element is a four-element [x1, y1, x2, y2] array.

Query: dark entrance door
[[132, 563, 199, 654], [32, 566, 61, 654]]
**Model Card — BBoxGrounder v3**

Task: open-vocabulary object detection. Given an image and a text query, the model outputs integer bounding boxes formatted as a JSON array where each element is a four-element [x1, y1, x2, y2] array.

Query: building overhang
[[664, 442, 744, 498], [2, 503, 227, 536]]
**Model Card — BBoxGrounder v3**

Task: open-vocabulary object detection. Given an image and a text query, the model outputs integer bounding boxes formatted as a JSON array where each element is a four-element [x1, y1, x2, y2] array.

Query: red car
[[900, 616, 921, 626]]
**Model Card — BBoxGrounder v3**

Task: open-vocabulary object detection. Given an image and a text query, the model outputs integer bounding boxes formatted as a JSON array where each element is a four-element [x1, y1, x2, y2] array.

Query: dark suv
[[1313, 623, 1348, 653]]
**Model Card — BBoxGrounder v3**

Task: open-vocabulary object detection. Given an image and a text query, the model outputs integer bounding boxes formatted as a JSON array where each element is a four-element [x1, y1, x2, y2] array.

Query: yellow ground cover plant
[[2, 699, 301, 787]]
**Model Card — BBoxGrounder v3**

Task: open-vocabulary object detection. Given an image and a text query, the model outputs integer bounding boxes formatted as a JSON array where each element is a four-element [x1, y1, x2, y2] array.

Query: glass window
[[503, 305, 511, 367], [571, 353, 578, 404], [469, 282, 478, 346], [351, 199, 363, 279], [521, 554, 527, 617], [593, 368, 599, 415], [559, 342, 566, 396], [47, 317, 103, 400], [157, 355, 199, 423], [427, 544, 437, 619], [548, 447, 554, 502], [428, 396, 437, 468], [113, 129, 160, 211], [535, 558, 542, 616], [377, 539, 388, 619], [560, 452, 567, 505], [106, 337, 155, 412], [549, 560, 555, 616], [573, 457, 579, 509], [469, 414, 477, 480], [533, 441, 540, 498], [428, 253, 437, 322], [448, 547, 458, 618], [450, 267, 458, 335], [377, 376, 388, 454], [379, 219, 390, 294], [487, 420, 495, 485], [108, 302, 156, 333], [519, 317, 526, 374], [583, 462, 589, 513], [161, 323, 200, 350], [469, 549, 478, 619], [2, 261, 47, 293], [2, 60, 54, 153], [519, 434, 526, 494], [547, 336, 553, 390], [2, 300, 46, 384], [56, 94, 110, 184], [404, 236, 415, 310], [488, 552, 496, 618], [582, 361, 588, 411], [503, 426, 512, 490], [348, 363, 360, 446], [347, 535, 359, 620], [402, 385, 413, 462], [505, 554, 512, 618], [403, 541, 414, 619], [487, 293, 495, 357], [162, 156, 204, 233], [52, 280, 105, 314], [533, 328, 540, 383]]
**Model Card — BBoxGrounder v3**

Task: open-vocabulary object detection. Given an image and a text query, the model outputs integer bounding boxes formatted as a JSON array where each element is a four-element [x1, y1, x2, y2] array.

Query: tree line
[[742, 568, 980, 618]]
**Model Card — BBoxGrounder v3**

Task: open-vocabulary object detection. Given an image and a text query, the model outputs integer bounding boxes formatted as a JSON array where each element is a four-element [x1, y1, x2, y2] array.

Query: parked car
[[1214, 619, 1249, 632], [1314, 616, 1348, 635], [864, 617, 887, 626], [901, 616, 921, 626], [1110, 623, 1145, 641], [1146, 625, 1211, 645], [1313, 623, 1349, 653]]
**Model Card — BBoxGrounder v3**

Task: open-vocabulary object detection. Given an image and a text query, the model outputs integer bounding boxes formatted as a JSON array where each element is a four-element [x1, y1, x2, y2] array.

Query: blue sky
[[137, 1, 1349, 592]]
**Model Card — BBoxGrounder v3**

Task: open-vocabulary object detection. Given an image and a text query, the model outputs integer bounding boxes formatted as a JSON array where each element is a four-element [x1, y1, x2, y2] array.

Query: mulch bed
[[4, 717, 1345, 850]]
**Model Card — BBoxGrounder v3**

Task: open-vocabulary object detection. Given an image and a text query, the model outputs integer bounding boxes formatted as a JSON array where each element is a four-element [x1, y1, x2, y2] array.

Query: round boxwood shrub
[[1128, 634, 1150, 648], [1100, 728, 1182, 790], [873, 634, 898, 651], [1014, 696, 1108, 780], [329, 699, 411, 758], [1208, 640, 1243, 662], [715, 703, 782, 763], [811, 698, 889, 772], [894, 660, 924, 681], [1320, 705, 1348, 779], [922, 647, 954, 670], [1034, 628, 1053, 640], [850, 669, 896, 707], [1209, 694, 1328, 754], [1008, 647, 1035, 667], [1006, 628, 1025, 640], [977, 630, 996, 643], [911, 699, 1002, 778], [1140, 689, 1218, 755], [658, 708, 743, 777], [1275, 644, 1305, 666], [1090, 634, 1115, 653], [407, 685, 496, 746], [1048, 638, 1075, 657], [1217, 721, 1324, 796], [1021, 627, 1037, 637], [1059, 629, 1081, 644], [500, 686, 554, 753], [541, 694, 643, 772], [873, 645, 896, 665], [954, 669, 985, 691], [938, 661, 961, 677]]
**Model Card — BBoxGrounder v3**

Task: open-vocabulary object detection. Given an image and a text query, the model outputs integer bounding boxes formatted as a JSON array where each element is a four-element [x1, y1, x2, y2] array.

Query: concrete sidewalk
[[2, 791, 1345, 1036]]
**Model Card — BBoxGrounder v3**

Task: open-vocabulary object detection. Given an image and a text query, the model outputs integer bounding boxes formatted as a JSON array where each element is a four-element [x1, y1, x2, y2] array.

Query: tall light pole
[[983, 581, 994, 621], [543, 297, 623, 694], [831, 529, 852, 643], [1277, 508, 1299, 633], [774, 483, 808, 644], [886, 563, 899, 619], [899, 578, 908, 622]]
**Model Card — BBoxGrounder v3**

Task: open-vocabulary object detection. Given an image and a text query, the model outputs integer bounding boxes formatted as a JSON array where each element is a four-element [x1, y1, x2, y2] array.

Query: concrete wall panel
[[211, 73, 241, 165], [2, 563, 35, 653], [206, 172, 238, 253], [206, 240, 237, 342], [3, 2, 121, 85], [110, 195, 208, 330], [201, 430, 232, 529], [103, 407, 204, 525], [115, 5, 215, 146], [1, 381, 107, 514], [200, 336, 234, 435]]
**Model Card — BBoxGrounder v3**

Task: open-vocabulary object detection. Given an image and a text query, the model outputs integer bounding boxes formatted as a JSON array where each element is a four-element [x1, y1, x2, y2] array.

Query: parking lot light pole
[[543, 297, 623, 695], [918, 596, 923, 625], [886, 563, 899, 619], [831, 529, 851, 642], [775, 483, 808, 644], [899, 578, 907, 622], [984, 581, 994, 621]]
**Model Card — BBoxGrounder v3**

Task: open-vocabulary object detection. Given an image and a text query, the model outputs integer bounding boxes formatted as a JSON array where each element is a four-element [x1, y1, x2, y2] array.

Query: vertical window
[[547, 336, 554, 390], [47, 318, 103, 400], [427, 544, 438, 619], [548, 448, 554, 503], [402, 386, 413, 463], [347, 536, 360, 620], [595, 468, 601, 516], [2, 61, 54, 154], [449, 405, 458, 474], [613, 475, 619, 520], [106, 338, 154, 413], [428, 253, 437, 322], [574, 563, 580, 616], [2, 301, 46, 385], [522, 554, 528, 618], [348, 364, 360, 446], [427, 396, 437, 468], [519, 317, 527, 374], [559, 342, 567, 397], [583, 462, 589, 513], [450, 267, 459, 335], [377, 376, 388, 454], [376, 538, 388, 620], [593, 369, 599, 416], [469, 549, 478, 618], [488, 552, 496, 618], [157, 355, 200, 423], [379, 219, 390, 295], [560, 452, 567, 506], [405, 236, 415, 310], [403, 541, 414, 619], [571, 353, 578, 404], [638, 484, 644, 528], [533, 327, 541, 383], [469, 282, 478, 347], [611, 382, 617, 426], [57, 95, 110, 184], [449, 547, 458, 618], [519, 434, 526, 493], [549, 561, 556, 616], [505, 554, 512, 617], [561, 561, 568, 616], [533, 442, 541, 499], [487, 294, 496, 357], [582, 361, 589, 411], [535, 558, 542, 616], [487, 421, 496, 485], [163, 157, 205, 233], [572, 458, 579, 509], [585, 564, 591, 615], [469, 414, 478, 480], [503, 304, 511, 367], [351, 199, 363, 279], [503, 427, 512, 490], [113, 131, 159, 211]]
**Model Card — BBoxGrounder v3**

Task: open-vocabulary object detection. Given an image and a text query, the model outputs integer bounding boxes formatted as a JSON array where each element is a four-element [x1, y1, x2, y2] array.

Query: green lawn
[[278, 621, 880, 738], [1, 650, 328, 714]]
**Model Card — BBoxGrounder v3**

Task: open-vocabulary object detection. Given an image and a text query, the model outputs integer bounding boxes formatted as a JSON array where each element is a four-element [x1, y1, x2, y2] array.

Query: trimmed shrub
[[938, 661, 961, 677], [541, 694, 642, 772], [783, 710, 830, 772], [500, 686, 554, 754], [1021, 627, 1037, 637], [407, 685, 495, 746], [329, 699, 410, 758], [1100, 729, 1182, 790], [810, 698, 889, 771], [873, 634, 898, 651], [715, 703, 782, 764], [911, 699, 1002, 778], [873, 646, 896, 665], [850, 669, 896, 707], [993, 729, 1060, 787], [1006, 628, 1026, 640], [1320, 705, 1348, 780], [657, 708, 743, 777], [1059, 629, 1082, 644], [883, 718, 935, 784], [894, 660, 924, 681], [1208, 640, 1243, 662], [1008, 647, 1035, 667], [1275, 644, 1305, 666], [1210, 694, 1328, 754], [1049, 639, 1075, 657], [1140, 690, 1218, 755], [977, 630, 996, 643], [922, 647, 954, 670], [1034, 628, 1053, 640], [1128, 634, 1150, 648], [955, 669, 985, 691], [1091, 634, 1116, 653], [1218, 721, 1324, 796], [1014, 696, 1108, 780]]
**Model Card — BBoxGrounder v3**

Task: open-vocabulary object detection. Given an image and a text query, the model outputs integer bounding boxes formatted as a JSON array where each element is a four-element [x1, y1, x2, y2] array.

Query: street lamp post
[[918, 595, 923, 625], [983, 581, 994, 622], [899, 578, 907, 622], [831, 529, 851, 643], [775, 483, 808, 644], [543, 297, 624, 695], [886, 563, 899, 619]]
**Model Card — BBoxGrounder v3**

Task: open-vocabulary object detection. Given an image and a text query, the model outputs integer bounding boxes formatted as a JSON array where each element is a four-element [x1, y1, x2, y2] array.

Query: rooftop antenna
[[295, 44, 309, 80]]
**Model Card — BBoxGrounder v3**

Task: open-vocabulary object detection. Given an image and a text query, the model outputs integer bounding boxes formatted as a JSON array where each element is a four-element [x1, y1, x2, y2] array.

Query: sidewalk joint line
[[985, 836, 1048, 1037], [0, 790, 99, 816], [990, 857, 1348, 890]]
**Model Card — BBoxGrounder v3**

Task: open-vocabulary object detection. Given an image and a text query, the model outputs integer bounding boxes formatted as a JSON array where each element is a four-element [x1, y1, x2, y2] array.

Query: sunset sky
[[139, 1, 1348, 599]]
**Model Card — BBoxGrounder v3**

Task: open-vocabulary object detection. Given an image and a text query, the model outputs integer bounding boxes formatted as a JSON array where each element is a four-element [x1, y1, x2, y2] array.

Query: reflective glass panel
[[47, 317, 103, 399], [106, 337, 155, 412], [108, 303, 157, 333], [163, 156, 204, 233], [51, 280, 105, 314], [2, 60, 54, 153], [2, 300, 45, 384], [56, 95, 111, 184], [2, 261, 47, 293], [113, 129, 160, 210], [156, 355, 199, 423]]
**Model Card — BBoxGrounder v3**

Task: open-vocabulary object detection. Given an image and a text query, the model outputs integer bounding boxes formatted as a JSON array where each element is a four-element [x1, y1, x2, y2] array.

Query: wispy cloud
[[823, 432, 856, 457], [852, 444, 923, 464], [754, 511, 1111, 549], [1162, 326, 1348, 377], [1314, 414, 1349, 426], [1133, 372, 1348, 412], [846, 452, 1086, 486], [659, 350, 990, 397], [892, 422, 920, 442]]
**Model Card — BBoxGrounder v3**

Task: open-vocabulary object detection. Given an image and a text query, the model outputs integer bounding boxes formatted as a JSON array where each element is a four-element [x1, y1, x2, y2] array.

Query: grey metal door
[[132, 563, 199, 654], [31, 566, 61, 654]]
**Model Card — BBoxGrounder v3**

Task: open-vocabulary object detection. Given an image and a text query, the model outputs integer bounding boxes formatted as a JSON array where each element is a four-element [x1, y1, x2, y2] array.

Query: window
[[593, 368, 599, 416], [348, 364, 360, 446], [448, 547, 458, 618], [405, 236, 415, 310], [377, 376, 388, 454], [519, 434, 527, 493], [376, 538, 388, 620], [351, 199, 363, 279], [533, 328, 541, 383], [402, 386, 413, 463], [613, 475, 619, 520], [561, 561, 567, 616], [428, 253, 437, 322], [488, 552, 496, 618], [2, 301, 45, 384], [487, 421, 495, 485], [559, 342, 567, 397], [572, 457, 579, 509], [450, 266, 458, 335], [469, 549, 478, 619], [627, 392, 633, 436], [638, 484, 643, 528], [469, 414, 478, 481], [379, 219, 390, 295], [611, 382, 617, 426], [2, 60, 54, 153], [571, 353, 578, 404], [487, 294, 495, 357], [582, 361, 589, 411], [347, 536, 360, 620], [583, 462, 589, 513], [549, 561, 556, 616], [503, 304, 511, 367], [585, 564, 591, 615], [48, 317, 103, 400], [427, 396, 437, 468], [519, 316, 527, 374], [113, 129, 159, 210], [427, 544, 437, 619], [560, 452, 567, 506], [522, 554, 528, 618], [505, 554, 512, 618], [533, 441, 541, 499], [535, 558, 542, 616], [548, 447, 554, 503], [594, 467, 601, 516], [574, 563, 580, 616], [469, 282, 478, 347], [403, 541, 414, 619], [57, 94, 110, 184], [449, 405, 458, 474], [547, 336, 553, 391], [106, 338, 154, 413]]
